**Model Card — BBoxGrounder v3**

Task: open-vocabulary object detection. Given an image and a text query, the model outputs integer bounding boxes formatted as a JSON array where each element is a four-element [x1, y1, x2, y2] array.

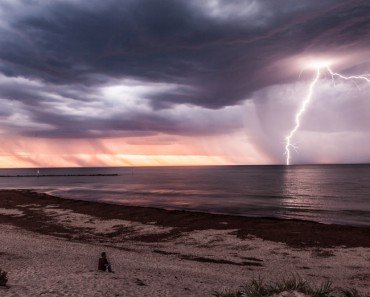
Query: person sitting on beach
[[98, 252, 113, 272]]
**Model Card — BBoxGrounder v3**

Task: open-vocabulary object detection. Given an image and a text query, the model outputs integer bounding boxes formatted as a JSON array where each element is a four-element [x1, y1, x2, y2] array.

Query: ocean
[[0, 164, 369, 227]]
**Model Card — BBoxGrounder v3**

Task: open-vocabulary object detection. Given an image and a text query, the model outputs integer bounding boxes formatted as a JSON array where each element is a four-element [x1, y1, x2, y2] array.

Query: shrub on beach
[[213, 275, 366, 297], [214, 275, 321, 297], [0, 269, 8, 286]]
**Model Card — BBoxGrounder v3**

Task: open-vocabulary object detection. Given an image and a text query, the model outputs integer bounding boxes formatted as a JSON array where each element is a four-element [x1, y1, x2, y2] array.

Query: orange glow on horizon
[[0, 153, 229, 168], [0, 132, 269, 168]]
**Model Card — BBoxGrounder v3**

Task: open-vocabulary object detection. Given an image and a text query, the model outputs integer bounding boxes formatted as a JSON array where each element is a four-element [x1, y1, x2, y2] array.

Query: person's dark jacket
[[98, 257, 109, 271]]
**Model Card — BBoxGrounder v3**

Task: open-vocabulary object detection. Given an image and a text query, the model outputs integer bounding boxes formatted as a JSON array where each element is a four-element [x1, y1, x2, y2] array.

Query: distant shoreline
[[0, 189, 369, 248], [0, 174, 119, 177]]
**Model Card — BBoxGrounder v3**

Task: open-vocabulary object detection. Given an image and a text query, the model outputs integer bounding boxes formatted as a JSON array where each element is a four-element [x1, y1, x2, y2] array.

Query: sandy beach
[[0, 190, 369, 296]]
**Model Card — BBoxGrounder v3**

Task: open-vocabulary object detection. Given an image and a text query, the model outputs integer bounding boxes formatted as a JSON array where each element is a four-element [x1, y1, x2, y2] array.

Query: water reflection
[[279, 165, 370, 225]]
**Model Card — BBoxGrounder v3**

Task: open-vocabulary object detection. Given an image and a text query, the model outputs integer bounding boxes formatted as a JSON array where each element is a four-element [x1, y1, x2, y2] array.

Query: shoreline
[[43, 191, 370, 228], [1, 189, 369, 248], [1, 189, 369, 296]]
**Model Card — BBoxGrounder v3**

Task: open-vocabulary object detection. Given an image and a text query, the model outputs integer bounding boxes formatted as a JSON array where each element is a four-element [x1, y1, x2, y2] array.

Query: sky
[[0, 0, 369, 167]]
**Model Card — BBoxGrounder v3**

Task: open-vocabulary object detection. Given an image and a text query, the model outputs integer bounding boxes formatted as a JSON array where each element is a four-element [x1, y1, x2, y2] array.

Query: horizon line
[[0, 163, 369, 170]]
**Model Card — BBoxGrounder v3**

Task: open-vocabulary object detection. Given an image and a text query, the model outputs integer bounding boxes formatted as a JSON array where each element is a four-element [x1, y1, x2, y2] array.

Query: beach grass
[[213, 275, 367, 297]]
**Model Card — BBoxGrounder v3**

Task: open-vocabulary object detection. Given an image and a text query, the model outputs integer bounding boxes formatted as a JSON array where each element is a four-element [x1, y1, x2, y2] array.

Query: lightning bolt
[[285, 69, 321, 166], [327, 68, 370, 83], [284, 66, 370, 165]]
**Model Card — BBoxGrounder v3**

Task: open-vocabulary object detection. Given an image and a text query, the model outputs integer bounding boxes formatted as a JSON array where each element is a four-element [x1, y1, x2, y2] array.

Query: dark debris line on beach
[[152, 250, 263, 267], [0, 190, 369, 248]]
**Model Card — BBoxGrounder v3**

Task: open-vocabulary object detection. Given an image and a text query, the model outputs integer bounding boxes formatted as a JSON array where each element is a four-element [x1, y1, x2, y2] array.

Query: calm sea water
[[0, 165, 369, 226]]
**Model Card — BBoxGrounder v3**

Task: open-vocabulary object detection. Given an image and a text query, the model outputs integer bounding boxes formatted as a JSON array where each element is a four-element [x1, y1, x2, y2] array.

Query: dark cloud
[[0, 0, 369, 140], [21, 101, 243, 139]]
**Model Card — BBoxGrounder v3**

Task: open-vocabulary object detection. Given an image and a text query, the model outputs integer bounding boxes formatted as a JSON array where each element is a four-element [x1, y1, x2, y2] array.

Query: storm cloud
[[0, 0, 369, 165]]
